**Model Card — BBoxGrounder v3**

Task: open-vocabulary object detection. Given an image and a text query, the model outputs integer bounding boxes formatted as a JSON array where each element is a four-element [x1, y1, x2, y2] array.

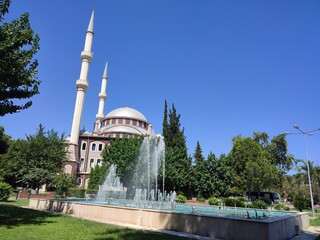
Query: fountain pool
[[29, 198, 309, 240]]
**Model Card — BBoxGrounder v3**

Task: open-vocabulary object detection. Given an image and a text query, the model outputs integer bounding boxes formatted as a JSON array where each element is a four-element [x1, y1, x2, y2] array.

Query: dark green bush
[[0, 182, 13, 201], [176, 194, 186, 203], [274, 203, 290, 211], [208, 197, 220, 206], [251, 200, 268, 209], [293, 196, 309, 212], [197, 196, 205, 202], [224, 198, 245, 207], [67, 188, 86, 198]]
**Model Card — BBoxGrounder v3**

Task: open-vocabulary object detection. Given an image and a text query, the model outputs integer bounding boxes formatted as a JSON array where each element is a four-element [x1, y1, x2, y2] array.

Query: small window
[[132, 120, 137, 126], [125, 119, 130, 124], [82, 142, 86, 150], [97, 159, 102, 166], [80, 158, 84, 171], [139, 121, 143, 127], [98, 144, 103, 151], [118, 119, 123, 124], [112, 119, 116, 124], [92, 143, 96, 151], [106, 119, 110, 125], [77, 178, 82, 187], [90, 159, 94, 168]]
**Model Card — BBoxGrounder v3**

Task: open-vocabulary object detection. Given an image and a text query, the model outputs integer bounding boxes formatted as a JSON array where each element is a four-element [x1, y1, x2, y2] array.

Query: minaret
[[70, 10, 94, 146], [93, 62, 108, 133]]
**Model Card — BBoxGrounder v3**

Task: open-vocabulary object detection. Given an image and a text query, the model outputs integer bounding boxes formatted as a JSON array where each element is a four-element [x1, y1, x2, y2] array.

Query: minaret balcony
[[76, 79, 89, 90], [81, 51, 93, 61], [99, 92, 107, 99]]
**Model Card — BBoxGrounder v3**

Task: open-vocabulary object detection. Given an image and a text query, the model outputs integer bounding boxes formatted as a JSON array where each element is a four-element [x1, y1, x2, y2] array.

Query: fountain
[[29, 135, 309, 239], [95, 135, 176, 210]]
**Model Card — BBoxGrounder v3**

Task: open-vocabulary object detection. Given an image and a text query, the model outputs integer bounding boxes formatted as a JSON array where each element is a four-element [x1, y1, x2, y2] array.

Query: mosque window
[[132, 120, 137, 126], [125, 119, 130, 124], [118, 119, 123, 124], [112, 119, 116, 124], [139, 121, 143, 127], [90, 159, 94, 168], [82, 142, 86, 150], [97, 159, 102, 166], [77, 178, 82, 187], [106, 119, 110, 125], [92, 143, 96, 151], [98, 144, 103, 151], [80, 158, 84, 171]]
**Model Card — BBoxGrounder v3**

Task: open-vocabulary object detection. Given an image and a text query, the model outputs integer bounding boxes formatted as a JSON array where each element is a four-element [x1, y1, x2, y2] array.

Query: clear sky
[[1, 1, 320, 168]]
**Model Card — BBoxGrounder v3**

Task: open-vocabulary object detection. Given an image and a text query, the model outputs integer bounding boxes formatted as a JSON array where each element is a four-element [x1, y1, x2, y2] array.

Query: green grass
[[0, 202, 187, 240]]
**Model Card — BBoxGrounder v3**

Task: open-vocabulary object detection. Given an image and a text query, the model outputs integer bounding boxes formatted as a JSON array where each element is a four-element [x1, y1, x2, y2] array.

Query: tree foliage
[[101, 136, 143, 188], [227, 134, 282, 192], [0, 124, 66, 190], [0, 0, 40, 116], [162, 102, 191, 194]]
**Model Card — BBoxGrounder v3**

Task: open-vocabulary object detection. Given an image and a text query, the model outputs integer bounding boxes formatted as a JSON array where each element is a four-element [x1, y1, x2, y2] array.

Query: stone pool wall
[[29, 198, 309, 240]]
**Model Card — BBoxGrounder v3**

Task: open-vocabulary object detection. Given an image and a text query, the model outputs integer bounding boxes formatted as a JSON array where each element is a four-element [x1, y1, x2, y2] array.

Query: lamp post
[[285, 125, 320, 218]]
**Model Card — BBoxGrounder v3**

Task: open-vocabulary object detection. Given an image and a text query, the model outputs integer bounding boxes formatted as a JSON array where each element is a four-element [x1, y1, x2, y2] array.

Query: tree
[[162, 103, 191, 194], [227, 135, 280, 192], [101, 136, 142, 189], [0, 0, 40, 116], [52, 173, 75, 196], [194, 141, 204, 165], [0, 126, 10, 155], [1, 124, 66, 190]]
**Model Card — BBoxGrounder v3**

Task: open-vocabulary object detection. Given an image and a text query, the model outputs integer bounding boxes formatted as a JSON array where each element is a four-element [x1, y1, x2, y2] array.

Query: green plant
[[0, 182, 13, 201], [67, 188, 85, 198], [176, 194, 186, 203], [208, 197, 220, 206], [293, 196, 309, 212], [274, 203, 290, 211], [223, 198, 245, 207], [251, 200, 268, 209], [197, 196, 205, 202]]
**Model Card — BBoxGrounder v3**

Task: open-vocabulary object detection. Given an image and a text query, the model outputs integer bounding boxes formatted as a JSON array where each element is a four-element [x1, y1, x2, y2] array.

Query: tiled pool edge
[[29, 198, 309, 240]]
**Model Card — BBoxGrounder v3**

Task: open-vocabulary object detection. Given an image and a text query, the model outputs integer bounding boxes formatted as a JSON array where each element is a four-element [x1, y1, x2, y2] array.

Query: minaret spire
[[96, 61, 108, 120], [70, 10, 94, 147], [93, 61, 108, 133]]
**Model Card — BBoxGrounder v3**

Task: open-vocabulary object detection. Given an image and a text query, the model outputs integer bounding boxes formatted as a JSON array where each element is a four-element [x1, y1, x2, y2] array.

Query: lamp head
[[294, 125, 299, 129]]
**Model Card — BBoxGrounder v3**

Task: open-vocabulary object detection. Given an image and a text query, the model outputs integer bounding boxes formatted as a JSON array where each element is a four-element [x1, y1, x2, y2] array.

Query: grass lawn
[[0, 201, 187, 240]]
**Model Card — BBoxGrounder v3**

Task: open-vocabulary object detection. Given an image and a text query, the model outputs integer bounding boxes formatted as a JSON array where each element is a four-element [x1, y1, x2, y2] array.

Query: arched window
[[98, 144, 103, 151], [90, 159, 94, 168], [82, 142, 86, 150], [91, 143, 96, 151], [77, 178, 82, 187]]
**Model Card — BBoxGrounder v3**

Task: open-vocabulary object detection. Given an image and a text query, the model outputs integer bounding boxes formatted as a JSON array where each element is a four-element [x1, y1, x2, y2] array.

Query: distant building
[[63, 11, 152, 188]]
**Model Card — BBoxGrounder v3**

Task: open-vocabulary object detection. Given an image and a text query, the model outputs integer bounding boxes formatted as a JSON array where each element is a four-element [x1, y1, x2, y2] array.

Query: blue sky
[[1, 1, 320, 168]]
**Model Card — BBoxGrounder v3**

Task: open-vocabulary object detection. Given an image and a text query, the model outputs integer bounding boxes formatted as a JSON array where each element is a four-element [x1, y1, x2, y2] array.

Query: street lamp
[[285, 125, 320, 218]]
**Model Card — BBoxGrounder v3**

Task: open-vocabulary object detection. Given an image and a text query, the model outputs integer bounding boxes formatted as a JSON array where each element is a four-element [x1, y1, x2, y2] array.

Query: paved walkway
[[291, 226, 320, 240]]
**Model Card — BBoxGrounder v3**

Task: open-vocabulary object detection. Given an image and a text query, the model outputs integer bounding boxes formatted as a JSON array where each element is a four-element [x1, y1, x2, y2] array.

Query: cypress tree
[[162, 102, 190, 194]]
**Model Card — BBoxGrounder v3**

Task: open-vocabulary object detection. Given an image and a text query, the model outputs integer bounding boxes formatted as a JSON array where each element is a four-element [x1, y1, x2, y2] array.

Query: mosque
[[63, 11, 152, 188]]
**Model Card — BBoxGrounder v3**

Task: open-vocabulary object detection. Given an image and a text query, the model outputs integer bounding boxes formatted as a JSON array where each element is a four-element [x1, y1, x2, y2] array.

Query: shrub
[[208, 197, 220, 206], [197, 196, 205, 202], [223, 198, 245, 207], [0, 182, 13, 201], [176, 194, 186, 203], [293, 196, 309, 212], [274, 203, 290, 211], [251, 200, 268, 209], [67, 188, 86, 198]]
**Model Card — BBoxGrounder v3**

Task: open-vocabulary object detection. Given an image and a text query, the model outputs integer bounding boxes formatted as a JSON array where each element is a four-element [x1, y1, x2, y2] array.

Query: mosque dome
[[99, 106, 151, 138], [105, 106, 148, 122]]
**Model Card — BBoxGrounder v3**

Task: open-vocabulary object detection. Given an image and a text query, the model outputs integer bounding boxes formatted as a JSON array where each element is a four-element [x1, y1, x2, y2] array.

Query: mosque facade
[[63, 11, 152, 188]]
